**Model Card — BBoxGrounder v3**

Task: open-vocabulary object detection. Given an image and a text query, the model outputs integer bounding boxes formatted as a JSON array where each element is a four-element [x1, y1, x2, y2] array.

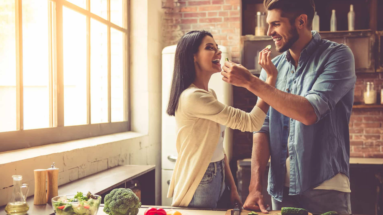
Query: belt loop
[[214, 162, 217, 175]]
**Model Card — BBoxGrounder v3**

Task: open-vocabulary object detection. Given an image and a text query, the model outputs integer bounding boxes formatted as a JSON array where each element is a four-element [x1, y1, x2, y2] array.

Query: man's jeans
[[272, 187, 351, 214]]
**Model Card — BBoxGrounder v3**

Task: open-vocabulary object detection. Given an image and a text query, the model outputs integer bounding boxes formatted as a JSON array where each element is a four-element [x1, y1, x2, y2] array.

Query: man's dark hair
[[264, 0, 316, 29]]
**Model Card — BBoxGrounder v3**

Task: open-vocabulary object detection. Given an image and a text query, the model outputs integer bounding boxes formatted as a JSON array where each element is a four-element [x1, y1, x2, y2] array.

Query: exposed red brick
[[180, 24, 192, 30], [199, 17, 223, 23], [188, 1, 211, 6], [224, 17, 240, 22], [181, 19, 198, 24], [230, 22, 240, 28], [231, 46, 239, 52], [216, 23, 229, 28], [349, 128, 364, 133], [212, 0, 224, 4], [354, 122, 381, 128], [184, 12, 206, 18], [354, 145, 381, 153], [226, 0, 240, 6], [364, 153, 383, 158], [180, 7, 198, 12], [222, 28, 235, 33], [354, 134, 381, 141], [219, 11, 229, 16], [198, 5, 222, 11], [350, 116, 363, 122], [350, 141, 364, 146], [230, 11, 240, 16], [352, 110, 382, 116], [208, 12, 218, 17], [223, 5, 232, 10], [364, 116, 383, 121], [350, 152, 364, 158], [365, 128, 383, 134]]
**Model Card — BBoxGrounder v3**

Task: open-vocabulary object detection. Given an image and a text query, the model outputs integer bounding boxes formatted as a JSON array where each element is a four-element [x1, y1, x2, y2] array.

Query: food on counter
[[144, 207, 167, 215], [166, 210, 182, 215], [321, 211, 338, 215], [52, 191, 101, 215], [103, 188, 141, 215], [248, 211, 258, 215], [281, 207, 308, 215]]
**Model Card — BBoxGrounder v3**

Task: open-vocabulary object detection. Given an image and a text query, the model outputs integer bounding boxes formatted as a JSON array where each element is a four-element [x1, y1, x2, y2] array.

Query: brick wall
[[162, 0, 242, 63], [162, 1, 383, 160]]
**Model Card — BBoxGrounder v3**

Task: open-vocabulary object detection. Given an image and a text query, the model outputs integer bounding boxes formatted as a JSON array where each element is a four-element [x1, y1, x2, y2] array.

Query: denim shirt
[[255, 31, 356, 202]]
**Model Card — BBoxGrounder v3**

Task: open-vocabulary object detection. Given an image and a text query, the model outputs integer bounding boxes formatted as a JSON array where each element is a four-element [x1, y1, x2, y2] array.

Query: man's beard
[[277, 26, 299, 53]]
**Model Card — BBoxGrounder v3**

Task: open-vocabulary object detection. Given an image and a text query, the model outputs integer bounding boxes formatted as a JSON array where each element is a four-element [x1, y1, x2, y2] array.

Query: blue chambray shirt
[[255, 31, 356, 202]]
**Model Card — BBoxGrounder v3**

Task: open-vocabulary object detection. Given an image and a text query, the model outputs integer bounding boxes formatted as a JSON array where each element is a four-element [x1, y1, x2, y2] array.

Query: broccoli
[[103, 188, 141, 215], [321, 211, 338, 215], [281, 207, 308, 215]]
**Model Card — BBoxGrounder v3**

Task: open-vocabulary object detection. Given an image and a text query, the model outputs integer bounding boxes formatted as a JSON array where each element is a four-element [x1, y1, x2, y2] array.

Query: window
[[0, 0, 128, 152]]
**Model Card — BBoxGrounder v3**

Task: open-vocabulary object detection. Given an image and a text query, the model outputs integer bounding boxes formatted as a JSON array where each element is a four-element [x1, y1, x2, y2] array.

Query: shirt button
[[291, 71, 294, 74], [286, 88, 290, 92]]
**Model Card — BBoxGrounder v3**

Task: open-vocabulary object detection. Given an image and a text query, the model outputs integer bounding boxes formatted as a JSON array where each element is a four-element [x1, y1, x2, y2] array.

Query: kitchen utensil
[[34, 169, 47, 205], [46, 162, 59, 204]]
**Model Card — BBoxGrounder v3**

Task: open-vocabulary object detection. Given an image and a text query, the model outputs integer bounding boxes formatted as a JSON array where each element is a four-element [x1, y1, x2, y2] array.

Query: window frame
[[0, 0, 130, 152]]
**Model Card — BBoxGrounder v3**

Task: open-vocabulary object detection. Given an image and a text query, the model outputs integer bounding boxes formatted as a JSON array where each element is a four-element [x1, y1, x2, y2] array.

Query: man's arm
[[243, 132, 270, 213], [246, 79, 317, 125]]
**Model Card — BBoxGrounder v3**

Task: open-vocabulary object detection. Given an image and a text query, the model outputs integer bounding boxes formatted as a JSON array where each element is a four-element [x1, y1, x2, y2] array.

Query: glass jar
[[255, 12, 267, 36], [363, 82, 377, 104]]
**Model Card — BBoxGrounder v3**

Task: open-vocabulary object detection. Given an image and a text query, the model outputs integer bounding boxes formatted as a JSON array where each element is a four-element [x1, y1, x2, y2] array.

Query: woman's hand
[[258, 48, 278, 83], [230, 187, 243, 207]]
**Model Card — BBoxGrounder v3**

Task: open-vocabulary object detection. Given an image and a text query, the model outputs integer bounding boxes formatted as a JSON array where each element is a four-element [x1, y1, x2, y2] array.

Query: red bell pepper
[[84, 205, 90, 209], [57, 205, 65, 210], [144, 207, 167, 215]]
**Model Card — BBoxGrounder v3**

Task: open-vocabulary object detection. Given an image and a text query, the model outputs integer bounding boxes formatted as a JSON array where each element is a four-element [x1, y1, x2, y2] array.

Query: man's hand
[[243, 190, 269, 214], [258, 48, 278, 80], [221, 61, 255, 89]]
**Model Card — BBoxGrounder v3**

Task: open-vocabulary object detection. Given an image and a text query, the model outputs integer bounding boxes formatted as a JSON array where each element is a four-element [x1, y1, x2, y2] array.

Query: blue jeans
[[272, 187, 351, 214], [188, 159, 226, 208]]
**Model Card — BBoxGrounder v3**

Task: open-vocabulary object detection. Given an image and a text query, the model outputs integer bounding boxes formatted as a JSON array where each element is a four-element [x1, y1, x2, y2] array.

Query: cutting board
[[225, 210, 282, 215]]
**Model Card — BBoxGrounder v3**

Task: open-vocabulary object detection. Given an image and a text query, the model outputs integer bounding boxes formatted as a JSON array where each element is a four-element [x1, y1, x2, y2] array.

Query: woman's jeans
[[188, 159, 226, 208]]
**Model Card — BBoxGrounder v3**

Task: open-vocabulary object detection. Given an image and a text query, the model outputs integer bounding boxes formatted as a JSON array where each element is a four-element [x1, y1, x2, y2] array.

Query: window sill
[[0, 131, 145, 165]]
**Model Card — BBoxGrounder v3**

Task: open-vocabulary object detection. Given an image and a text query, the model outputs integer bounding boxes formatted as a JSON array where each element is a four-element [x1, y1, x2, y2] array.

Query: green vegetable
[[53, 201, 65, 207], [103, 188, 141, 215], [226, 58, 229, 62], [74, 192, 89, 201], [248, 211, 258, 215], [266, 45, 272, 50], [281, 207, 308, 215], [321, 211, 338, 215]]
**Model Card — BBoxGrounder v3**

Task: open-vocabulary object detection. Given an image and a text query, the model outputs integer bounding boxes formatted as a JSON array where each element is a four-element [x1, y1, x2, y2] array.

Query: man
[[221, 0, 356, 214]]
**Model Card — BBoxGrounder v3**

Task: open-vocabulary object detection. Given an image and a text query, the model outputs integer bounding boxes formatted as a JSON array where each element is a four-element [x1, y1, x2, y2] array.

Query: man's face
[[266, 9, 299, 53]]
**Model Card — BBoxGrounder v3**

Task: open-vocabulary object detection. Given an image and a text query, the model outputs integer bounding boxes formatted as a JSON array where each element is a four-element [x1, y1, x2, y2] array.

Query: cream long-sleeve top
[[167, 84, 267, 207]]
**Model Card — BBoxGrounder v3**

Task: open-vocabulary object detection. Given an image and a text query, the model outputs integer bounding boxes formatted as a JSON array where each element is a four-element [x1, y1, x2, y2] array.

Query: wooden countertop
[[238, 157, 383, 167], [0, 165, 155, 215]]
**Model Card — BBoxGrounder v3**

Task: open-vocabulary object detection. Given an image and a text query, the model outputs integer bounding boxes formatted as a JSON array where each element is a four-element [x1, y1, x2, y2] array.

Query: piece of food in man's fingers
[[265, 45, 271, 50], [226, 58, 229, 62]]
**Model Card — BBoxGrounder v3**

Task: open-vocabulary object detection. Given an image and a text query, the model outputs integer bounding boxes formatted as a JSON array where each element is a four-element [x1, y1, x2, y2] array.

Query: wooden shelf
[[353, 104, 383, 109]]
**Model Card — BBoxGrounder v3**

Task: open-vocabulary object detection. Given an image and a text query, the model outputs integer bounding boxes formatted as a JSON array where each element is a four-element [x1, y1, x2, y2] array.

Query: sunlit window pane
[[111, 28, 124, 122], [111, 0, 124, 27], [23, 0, 50, 130], [0, 0, 17, 132], [91, 0, 107, 20], [63, 7, 87, 126], [91, 19, 108, 123], [65, 0, 86, 9]]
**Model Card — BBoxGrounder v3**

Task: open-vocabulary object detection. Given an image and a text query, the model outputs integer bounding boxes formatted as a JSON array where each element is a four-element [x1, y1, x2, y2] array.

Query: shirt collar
[[285, 31, 321, 63]]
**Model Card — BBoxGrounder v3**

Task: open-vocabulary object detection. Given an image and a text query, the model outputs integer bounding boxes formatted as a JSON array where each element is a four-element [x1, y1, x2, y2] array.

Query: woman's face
[[194, 36, 222, 74]]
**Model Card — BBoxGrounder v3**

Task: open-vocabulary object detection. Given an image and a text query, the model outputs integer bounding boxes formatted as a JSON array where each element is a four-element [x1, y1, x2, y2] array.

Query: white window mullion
[[107, 0, 111, 123], [56, 0, 64, 127], [86, 0, 91, 124], [15, 0, 23, 131], [123, 0, 129, 122]]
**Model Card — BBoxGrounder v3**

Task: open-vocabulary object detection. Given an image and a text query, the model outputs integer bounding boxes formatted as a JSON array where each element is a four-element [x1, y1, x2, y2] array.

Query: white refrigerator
[[161, 45, 233, 206]]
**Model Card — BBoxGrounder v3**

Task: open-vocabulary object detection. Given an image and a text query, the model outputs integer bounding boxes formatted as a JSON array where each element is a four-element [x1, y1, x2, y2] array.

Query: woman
[[166, 30, 276, 208]]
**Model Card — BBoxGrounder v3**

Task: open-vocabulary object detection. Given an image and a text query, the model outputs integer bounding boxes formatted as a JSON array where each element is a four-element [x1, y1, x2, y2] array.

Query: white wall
[[0, 0, 164, 207]]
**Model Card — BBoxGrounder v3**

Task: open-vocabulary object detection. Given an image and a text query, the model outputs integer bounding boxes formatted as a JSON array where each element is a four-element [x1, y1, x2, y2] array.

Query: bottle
[[364, 82, 377, 104], [348, 4, 355, 31], [330, 10, 337, 32], [5, 175, 29, 214], [312, 11, 320, 32], [255, 12, 266, 36]]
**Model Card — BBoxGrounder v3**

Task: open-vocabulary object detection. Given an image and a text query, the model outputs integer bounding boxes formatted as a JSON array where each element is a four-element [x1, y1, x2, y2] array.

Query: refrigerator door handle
[[167, 155, 177, 162]]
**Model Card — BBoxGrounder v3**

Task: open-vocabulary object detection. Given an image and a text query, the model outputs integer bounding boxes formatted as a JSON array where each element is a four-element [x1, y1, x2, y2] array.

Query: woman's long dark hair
[[166, 30, 213, 116]]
